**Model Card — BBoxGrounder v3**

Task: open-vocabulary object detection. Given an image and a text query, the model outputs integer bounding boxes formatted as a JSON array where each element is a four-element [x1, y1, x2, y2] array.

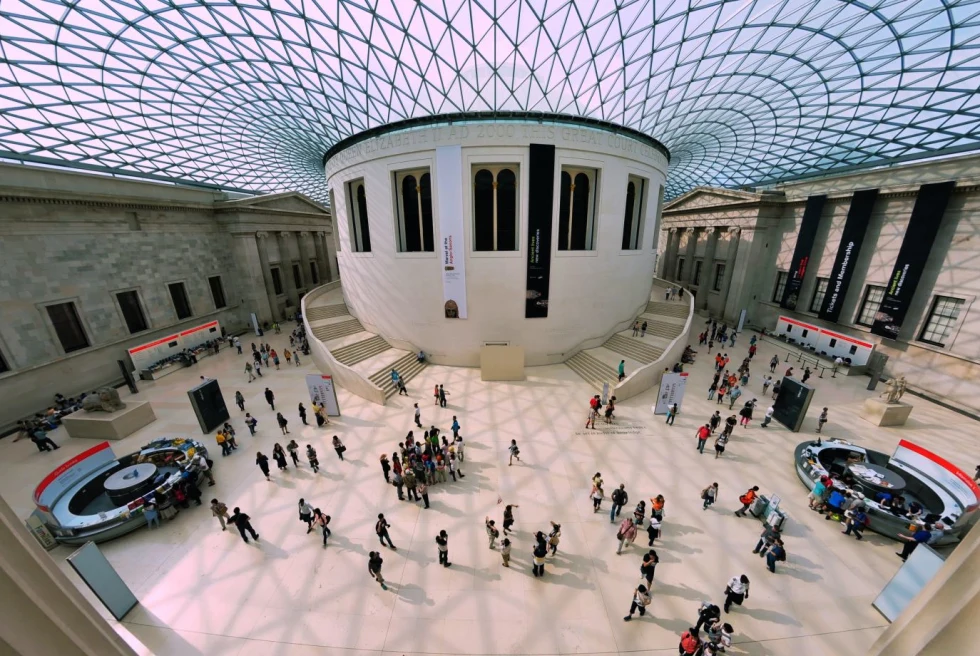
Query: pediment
[[219, 192, 329, 215], [665, 187, 766, 211]]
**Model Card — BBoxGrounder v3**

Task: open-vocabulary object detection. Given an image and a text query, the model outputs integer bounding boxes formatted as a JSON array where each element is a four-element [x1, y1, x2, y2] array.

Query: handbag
[[339, 445, 347, 453]]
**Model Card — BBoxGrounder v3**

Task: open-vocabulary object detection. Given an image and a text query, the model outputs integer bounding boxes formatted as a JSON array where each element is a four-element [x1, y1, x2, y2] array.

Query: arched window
[[345, 178, 371, 253], [394, 168, 435, 252], [558, 167, 598, 251], [472, 165, 519, 251], [622, 175, 647, 250]]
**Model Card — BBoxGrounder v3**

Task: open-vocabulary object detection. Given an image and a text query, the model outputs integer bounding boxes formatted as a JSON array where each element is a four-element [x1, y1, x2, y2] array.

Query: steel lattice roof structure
[[2, 1, 980, 201]]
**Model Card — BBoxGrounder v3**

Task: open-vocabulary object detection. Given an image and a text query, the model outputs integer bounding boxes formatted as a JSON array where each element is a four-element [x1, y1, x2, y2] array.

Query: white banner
[[305, 374, 341, 416], [654, 372, 688, 414], [436, 145, 467, 318]]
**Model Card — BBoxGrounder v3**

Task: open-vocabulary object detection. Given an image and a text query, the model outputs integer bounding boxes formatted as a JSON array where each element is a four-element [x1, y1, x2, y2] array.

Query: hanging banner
[[654, 372, 688, 414], [781, 195, 827, 310], [871, 181, 956, 339], [435, 145, 467, 318], [305, 374, 341, 416], [526, 143, 556, 318], [819, 188, 878, 322]]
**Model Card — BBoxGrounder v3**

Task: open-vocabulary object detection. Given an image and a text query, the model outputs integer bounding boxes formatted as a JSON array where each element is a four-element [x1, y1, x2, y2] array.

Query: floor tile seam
[[120, 620, 378, 654]]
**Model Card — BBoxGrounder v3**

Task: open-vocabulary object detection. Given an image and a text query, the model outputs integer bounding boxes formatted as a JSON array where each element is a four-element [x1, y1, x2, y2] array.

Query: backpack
[[739, 494, 750, 504]]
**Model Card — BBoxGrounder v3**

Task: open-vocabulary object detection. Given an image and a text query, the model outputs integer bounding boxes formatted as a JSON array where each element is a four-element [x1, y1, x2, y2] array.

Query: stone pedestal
[[860, 398, 912, 427], [62, 401, 156, 440]]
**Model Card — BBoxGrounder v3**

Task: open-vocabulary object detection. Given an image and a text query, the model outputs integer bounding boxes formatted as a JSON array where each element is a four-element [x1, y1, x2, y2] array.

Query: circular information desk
[[848, 462, 906, 494], [104, 463, 158, 505]]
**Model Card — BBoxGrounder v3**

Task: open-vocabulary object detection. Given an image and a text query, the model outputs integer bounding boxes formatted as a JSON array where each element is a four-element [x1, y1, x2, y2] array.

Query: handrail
[[757, 335, 838, 378]]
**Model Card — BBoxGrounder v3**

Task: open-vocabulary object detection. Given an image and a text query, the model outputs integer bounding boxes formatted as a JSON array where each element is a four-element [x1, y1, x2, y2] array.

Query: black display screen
[[773, 377, 814, 432]]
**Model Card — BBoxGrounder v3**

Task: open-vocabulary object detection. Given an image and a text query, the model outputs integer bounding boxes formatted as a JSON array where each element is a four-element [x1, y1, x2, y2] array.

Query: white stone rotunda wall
[[325, 118, 668, 366]]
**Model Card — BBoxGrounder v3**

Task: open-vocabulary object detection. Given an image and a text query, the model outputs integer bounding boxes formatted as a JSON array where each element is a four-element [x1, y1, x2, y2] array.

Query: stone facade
[[656, 153, 980, 413], [0, 164, 332, 430]]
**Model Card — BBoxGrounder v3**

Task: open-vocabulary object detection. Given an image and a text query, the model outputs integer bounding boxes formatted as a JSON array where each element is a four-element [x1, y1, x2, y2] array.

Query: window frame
[[712, 262, 726, 292], [345, 178, 372, 253], [0, 347, 9, 374], [40, 299, 91, 354], [167, 281, 194, 320], [621, 174, 648, 251], [676, 257, 685, 281], [855, 284, 886, 327], [113, 288, 150, 334], [292, 263, 303, 290], [917, 295, 966, 348], [471, 163, 520, 252], [772, 271, 789, 303], [692, 259, 703, 286], [556, 164, 601, 253], [207, 275, 227, 310], [309, 260, 319, 285], [809, 277, 830, 313], [270, 267, 284, 296], [393, 167, 436, 254]]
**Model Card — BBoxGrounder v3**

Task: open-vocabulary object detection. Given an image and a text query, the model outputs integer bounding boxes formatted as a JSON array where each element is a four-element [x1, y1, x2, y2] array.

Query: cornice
[[0, 193, 212, 212]]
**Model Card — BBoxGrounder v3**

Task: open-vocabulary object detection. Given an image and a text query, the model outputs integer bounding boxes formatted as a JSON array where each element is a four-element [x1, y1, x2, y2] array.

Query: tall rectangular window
[[676, 257, 685, 281], [168, 282, 193, 320], [473, 165, 518, 251], [208, 276, 226, 309], [855, 285, 885, 326], [558, 166, 599, 251], [692, 260, 703, 286], [116, 290, 148, 334], [46, 302, 90, 353], [772, 271, 788, 303], [394, 168, 435, 252], [346, 179, 372, 253], [810, 277, 829, 313], [310, 261, 319, 285], [621, 175, 647, 250], [292, 264, 302, 290], [0, 350, 8, 373], [919, 296, 964, 347], [271, 268, 284, 295], [713, 263, 726, 291]]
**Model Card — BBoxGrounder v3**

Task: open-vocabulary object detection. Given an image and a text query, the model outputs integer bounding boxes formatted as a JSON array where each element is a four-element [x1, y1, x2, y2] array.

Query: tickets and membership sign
[[654, 372, 688, 415], [305, 374, 341, 416]]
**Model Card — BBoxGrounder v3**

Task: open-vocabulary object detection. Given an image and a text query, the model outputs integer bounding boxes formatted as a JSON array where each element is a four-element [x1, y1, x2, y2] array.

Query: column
[[681, 227, 698, 286], [0, 496, 137, 656], [867, 520, 980, 656], [662, 228, 678, 280], [313, 231, 331, 285], [696, 227, 719, 310], [324, 228, 339, 282], [716, 228, 739, 317], [255, 232, 281, 321], [723, 226, 770, 323], [277, 231, 300, 309], [295, 231, 311, 290]]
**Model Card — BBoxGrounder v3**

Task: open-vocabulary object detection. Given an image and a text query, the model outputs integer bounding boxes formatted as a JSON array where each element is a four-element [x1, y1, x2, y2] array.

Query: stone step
[[565, 351, 618, 390], [370, 352, 428, 398], [305, 304, 350, 321], [311, 318, 364, 342], [645, 301, 690, 318], [634, 317, 685, 340], [604, 334, 665, 364], [331, 335, 391, 366]]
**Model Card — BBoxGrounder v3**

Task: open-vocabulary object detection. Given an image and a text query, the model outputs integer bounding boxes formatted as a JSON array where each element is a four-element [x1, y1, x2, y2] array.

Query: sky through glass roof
[[1, 0, 980, 201]]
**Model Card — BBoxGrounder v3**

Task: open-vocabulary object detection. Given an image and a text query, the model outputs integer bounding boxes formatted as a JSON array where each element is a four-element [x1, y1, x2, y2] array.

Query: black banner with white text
[[780, 194, 827, 310], [818, 188, 878, 322], [525, 144, 556, 318]]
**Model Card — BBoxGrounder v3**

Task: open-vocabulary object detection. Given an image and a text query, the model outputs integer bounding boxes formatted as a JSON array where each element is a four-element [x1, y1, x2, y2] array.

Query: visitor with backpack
[[701, 482, 719, 510], [622, 584, 651, 621], [735, 486, 759, 516], [610, 484, 629, 521]]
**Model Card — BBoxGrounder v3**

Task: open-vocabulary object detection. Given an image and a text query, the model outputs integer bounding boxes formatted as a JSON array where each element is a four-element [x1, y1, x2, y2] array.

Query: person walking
[[728, 385, 742, 409], [532, 538, 547, 577], [298, 498, 314, 532], [375, 514, 396, 549], [413, 403, 422, 428], [255, 451, 271, 480], [724, 574, 750, 612], [367, 552, 387, 590], [767, 539, 786, 572], [306, 444, 319, 473], [641, 321, 647, 338], [735, 487, 759, 517], [264, 387, 275, 410], [622, 584, 651, 621], [753, 524, 781, 556], [591, 483, 605, 513], [709, 410, 721, 433], [210, 498, 230, 530], [234, 337, 242, 354], [695, 602, 721, 632], [769, 355, 779, 373], [485, 517, 499, 549], [548, 521, 561, 556], [451, 416, 461, 440], [739, 400, 755, 427], [632, 321, 640, 337], [287, 439, 300, 467], [229, 507, 259, 543], [235, 390, 245, 411], [723, 414, 737, 437], [817, 407, 828, 433], [802, 367, 812, 384], [702, 482, 719, 510], [761, 375, 773, 395], [616, 516, 638, 554], [707, 380, 718, 400], [500, 538, 512, 567], [313, 509, 331, 547], [508, 439, 521, 465], [716, 383, 727, 405], [666, 402, 678, 425], [276, 412, 289, 435], [244, 362, 256, 382], [641, 550, 659, 587], [272, 443, 288, 471], [418, 481, 430, 509], [391, 469, 404, 500], [610, 484, 629, 521], [284, 348, 291, 364], [696, 423, 711, 453], [633, 500, 646, 527], [503, 504, 518, 535], [842, 507, 868, 540], [439, 384, 448, 407], [436, 530, 451, 567], [332, 435, 346, 461], [245, 413, 258, 435], [714, 432, 728, 459], [618, 360, 626, 381], [380, 454, 391, 483], [298, 403, 307, 425], [761, 404, 775, 428]]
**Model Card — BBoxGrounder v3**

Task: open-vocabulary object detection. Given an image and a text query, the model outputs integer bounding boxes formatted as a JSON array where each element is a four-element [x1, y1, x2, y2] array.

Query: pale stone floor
[[2, 328, 976, 656]]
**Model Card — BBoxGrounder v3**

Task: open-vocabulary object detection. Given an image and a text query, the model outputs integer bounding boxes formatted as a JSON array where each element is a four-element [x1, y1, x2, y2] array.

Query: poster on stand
[[436, 145, 467, 318], [654, 372, 688, 414], [306, 374, 341, 416]]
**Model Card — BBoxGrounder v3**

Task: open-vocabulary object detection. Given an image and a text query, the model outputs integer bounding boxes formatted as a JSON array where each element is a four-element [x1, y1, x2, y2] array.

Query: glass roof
[[1, 1, 979, 201]]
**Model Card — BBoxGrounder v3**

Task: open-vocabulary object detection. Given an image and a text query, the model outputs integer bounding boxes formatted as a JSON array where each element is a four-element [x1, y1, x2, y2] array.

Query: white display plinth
[[62, 402, 156, 440]]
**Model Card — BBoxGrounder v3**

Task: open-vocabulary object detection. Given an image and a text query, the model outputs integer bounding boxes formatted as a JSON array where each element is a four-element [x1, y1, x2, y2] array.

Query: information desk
[[849, 462, 906, 494]]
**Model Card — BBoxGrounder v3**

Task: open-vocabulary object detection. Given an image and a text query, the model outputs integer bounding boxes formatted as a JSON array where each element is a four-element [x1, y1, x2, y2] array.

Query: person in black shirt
[[436, 530, 451, 567], [229, 507, 259, 543]]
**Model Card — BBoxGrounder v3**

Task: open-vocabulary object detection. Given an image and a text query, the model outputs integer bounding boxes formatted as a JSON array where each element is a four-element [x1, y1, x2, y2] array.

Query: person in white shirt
[[188, 453, 214, 486], [761, 405, 775, 428], [724, 574, 750, 612]]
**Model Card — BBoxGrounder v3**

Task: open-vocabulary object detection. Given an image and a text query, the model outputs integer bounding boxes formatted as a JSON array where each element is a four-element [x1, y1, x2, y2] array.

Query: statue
[[82, 387, 126, 413], [879, 376, 908, 404]]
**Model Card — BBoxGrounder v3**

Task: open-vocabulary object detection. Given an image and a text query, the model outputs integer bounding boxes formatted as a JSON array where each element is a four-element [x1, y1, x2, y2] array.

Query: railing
[[301, 282, 388, 406], [758, 335, 840, 378]]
